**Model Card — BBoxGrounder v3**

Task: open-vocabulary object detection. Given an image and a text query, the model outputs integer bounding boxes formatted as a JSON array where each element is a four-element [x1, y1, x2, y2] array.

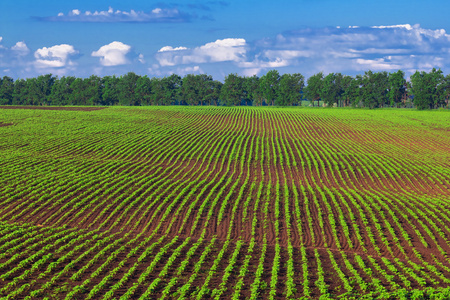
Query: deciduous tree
[[277, 73, 304, 106], [303, 72, 323, 107]]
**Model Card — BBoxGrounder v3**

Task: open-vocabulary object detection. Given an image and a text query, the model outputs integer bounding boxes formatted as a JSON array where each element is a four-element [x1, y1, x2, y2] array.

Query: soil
[[0, 105, 107, 111], [1, 108, 450, 299]]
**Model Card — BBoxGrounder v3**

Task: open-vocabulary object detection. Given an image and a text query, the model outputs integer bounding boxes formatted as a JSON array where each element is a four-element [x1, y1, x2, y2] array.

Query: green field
[[0, 106, 450, 299]]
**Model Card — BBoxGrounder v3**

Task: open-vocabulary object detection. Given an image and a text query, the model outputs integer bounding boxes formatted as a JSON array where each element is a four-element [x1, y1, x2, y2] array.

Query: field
[[0, 106, 450, 299]]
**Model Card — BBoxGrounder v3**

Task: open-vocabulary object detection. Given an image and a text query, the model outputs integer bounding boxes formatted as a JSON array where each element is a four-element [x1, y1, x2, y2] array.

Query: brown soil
[[0, 105, 107, 111]]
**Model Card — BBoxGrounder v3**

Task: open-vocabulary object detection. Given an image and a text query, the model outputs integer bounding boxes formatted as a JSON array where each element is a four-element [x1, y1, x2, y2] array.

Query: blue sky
[[1, 0, 450, 80]]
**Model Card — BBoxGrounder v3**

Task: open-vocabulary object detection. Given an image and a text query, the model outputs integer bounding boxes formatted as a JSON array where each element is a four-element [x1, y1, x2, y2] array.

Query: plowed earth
[[0, 106, 450, 299], [0, 105, 106, 111]]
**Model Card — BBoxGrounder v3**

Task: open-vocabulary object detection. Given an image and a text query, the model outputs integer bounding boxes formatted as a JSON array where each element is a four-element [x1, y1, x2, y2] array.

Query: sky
[[1, 0, 450, 81]]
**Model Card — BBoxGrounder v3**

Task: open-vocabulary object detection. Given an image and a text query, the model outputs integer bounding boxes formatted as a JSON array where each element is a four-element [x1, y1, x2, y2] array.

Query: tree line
[[0, 69, 449, 110]]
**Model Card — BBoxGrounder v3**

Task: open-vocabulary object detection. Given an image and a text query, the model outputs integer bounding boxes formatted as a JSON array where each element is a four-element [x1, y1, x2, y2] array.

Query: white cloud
[[138, 53, 145, 63], [91, 41, 131, 66], [156, 38, 247, 66], [176, 65, 202, 75], [239, 57, 290, 69], [151, 24, 450, 78], [371, 24, 414, 30], [349, 48, 410, 55], [236, 24, 450, 77], [158, 46, 188, 52], [354, 58, 402, 70], [241, 68, 261, 77], [34, 44, 78, 68], [11, 42, 30, 56], [41, 7, 192, 23]]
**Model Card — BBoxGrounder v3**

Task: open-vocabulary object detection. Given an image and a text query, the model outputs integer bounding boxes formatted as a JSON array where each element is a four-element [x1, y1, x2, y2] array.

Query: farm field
[[0, 106, 450, 299]]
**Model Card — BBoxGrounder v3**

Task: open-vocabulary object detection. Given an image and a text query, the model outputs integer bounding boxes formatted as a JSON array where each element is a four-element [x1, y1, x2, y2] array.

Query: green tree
[[221, 73, 245, 106], [0, 76, 14, 105], [102, 76, 120, 106], [320, 73, 344, 107], [340, 75, 355, 107], [84, 75, 103, 106], [303, 72, 323, 107], [180, 74, 198, 105], [180, 74, 213, 105], [410, 68, 444, 110], [441, 74, 450, 108], [49, 76, 76, 105], [161, 74, 182, 105], [359, 71, 389, 108], [136, 76, 152, 106], [276, 73, 304, 106], [117, 72, 141, 106], [244, 75, 263, 106], [150, 78, 164, 105], [12, 79, 27, 105], [260, 70, 280, 106], [205, 80, 222, 106], [388, 70, 407, 108], [32, 74, 56, 105]]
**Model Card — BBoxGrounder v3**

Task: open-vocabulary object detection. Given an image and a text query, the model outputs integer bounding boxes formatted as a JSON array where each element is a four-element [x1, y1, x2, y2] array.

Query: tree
[[150, 78, 164, 105], [359, 71, 389, 108], [180, 74, 198, 105], [410, 68, 444, 110], [49, 76, 76, 105], [441, 74, 450, 108], [180, 74, 213, 105], [19, 75, 55, 106], [320, 73, 343, 107], [244, 75, 263, 106], [117, 72, 140, 106], [388, 70, 407, 108], [0, 76, 14, 105], [276, 73, 304, 106], [30, 74, 56, 105], [136, 76, 152, 105], [303, 72, 323, 107], [260, 70, 280, 106], [340, 75, 355, 107], [221, 73, 245, 106], [102, 76, 120, 106], [12, 79, 27, 105], [205, 80, 222, 106], [84, 75, 103, 106], [161, 74, 182, 105]]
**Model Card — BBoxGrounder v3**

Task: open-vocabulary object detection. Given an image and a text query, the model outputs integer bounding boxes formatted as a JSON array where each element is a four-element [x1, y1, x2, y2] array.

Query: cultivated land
[[0, 106, 449, 299]]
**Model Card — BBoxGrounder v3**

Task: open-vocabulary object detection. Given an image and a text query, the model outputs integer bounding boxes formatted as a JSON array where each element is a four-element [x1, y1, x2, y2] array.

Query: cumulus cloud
[[236, 24, 450, 76], [38, 7, 192, 23], [34, 44, 78, 68], [153, 24, 450, 79], [156, 38, 247, 66], [158, 46, 188, 52], [91, 41, 131, 66], [11, 42, 30, 56]]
